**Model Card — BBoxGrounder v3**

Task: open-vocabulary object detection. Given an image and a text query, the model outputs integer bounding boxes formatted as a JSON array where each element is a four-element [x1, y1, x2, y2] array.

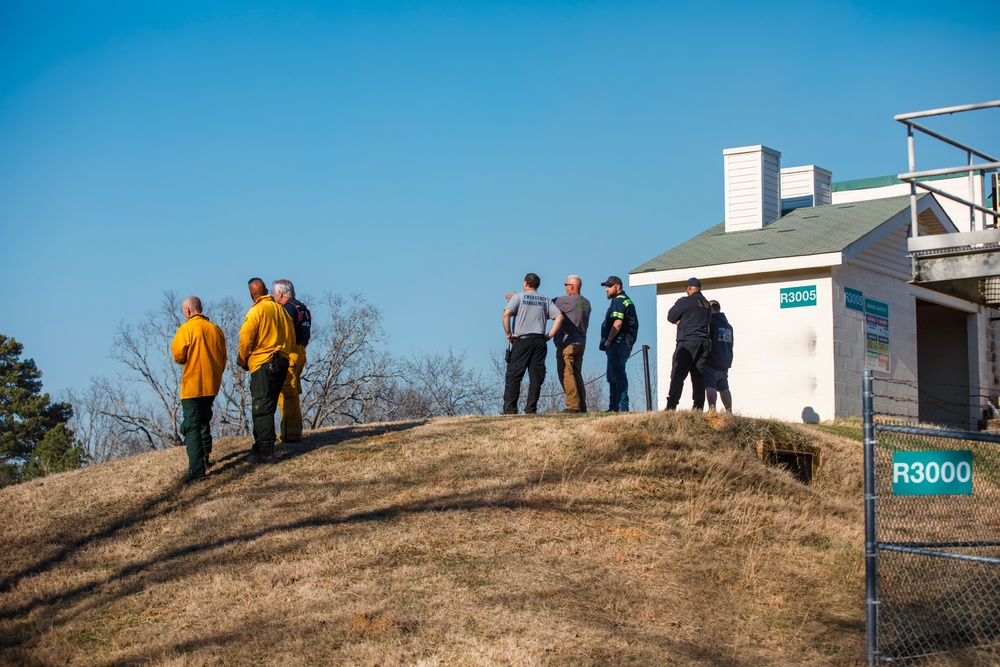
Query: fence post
[[642, 344, 653, 411], [863, 368, 878, 665]]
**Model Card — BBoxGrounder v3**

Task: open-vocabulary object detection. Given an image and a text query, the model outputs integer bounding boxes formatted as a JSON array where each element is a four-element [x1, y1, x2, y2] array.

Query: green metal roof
[[632, 194, 917, 275], [831, 171, 976, 192]]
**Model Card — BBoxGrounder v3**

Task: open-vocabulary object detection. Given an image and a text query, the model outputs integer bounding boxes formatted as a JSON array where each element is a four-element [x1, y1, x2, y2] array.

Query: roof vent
[[724, 145, 781, 233], [781, 165, 832, 214]]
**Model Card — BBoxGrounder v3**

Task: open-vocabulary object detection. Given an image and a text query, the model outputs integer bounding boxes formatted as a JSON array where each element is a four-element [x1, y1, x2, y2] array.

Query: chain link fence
[[865, 370, 1000, 665]]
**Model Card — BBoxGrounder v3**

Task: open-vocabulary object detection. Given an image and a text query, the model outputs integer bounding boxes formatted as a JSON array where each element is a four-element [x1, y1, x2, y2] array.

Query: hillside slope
[[0, 412, 865, 666]]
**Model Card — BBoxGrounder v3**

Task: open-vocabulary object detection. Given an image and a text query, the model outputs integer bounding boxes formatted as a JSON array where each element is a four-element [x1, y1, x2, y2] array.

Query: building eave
[[629, 251, 844, 287]]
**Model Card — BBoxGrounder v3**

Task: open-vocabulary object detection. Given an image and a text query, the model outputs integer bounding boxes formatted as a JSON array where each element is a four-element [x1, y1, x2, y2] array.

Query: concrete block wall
[[831, 263, 919, 421]]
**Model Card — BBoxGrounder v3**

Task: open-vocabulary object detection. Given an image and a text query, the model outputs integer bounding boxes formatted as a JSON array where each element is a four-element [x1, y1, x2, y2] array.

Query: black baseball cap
[[687, 277, 701, 288], [601, 275, 623, 287]]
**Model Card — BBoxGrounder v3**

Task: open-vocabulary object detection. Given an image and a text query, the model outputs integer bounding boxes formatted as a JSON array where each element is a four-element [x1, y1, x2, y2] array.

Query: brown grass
[[0, 412, 866, 666]]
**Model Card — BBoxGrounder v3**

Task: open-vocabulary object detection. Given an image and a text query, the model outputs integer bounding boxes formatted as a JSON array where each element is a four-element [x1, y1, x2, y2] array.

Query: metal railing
[[896, 100, 1000, 234]]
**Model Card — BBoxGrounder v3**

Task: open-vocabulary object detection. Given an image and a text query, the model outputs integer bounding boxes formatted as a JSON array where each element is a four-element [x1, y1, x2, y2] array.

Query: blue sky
[[1, 0, 995, 398]]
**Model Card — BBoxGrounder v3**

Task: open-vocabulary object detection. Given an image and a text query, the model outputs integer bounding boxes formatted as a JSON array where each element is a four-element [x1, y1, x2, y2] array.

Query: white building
[[631, 145, 999, 427]]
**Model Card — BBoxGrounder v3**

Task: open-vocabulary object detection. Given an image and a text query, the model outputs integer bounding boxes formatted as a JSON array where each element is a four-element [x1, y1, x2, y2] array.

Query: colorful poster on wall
[[865, 298, 890, 372]]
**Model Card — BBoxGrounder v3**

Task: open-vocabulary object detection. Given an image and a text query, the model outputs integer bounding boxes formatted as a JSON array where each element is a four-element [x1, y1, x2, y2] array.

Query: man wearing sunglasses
[[552, 275, 591, 413]]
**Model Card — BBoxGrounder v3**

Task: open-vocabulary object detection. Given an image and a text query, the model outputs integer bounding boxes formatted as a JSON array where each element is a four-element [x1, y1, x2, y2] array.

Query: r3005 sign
[[892, 451, 973, 496], [779, 285, 817, 309]]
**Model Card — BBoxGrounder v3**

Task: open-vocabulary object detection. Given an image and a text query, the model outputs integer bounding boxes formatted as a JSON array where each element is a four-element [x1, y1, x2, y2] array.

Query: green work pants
[[181, 396, 215, 480]]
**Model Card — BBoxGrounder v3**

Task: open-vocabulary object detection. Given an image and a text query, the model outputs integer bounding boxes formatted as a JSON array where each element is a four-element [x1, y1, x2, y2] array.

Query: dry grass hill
[[0, 411, 867, 666]]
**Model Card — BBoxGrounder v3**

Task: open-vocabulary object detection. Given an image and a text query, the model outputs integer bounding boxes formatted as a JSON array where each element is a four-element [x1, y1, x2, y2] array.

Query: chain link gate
[[864, 369, 1000, 665]]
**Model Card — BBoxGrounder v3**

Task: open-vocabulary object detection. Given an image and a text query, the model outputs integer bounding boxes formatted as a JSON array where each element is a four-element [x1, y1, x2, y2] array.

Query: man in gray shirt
[[552, 275, 591, 413], [502, 273, 563, 414]]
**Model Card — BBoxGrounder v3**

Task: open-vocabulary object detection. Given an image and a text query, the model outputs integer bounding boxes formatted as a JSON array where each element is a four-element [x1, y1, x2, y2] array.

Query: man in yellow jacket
[[171, 296, 227, 482], [273, 278, 311, 443], [238, 278, 295, 463]]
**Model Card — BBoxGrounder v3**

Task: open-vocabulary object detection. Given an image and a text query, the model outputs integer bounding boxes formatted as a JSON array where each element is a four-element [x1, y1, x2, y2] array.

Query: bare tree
[[210, 296, 252, 437], [583, 367, 609, 413], [95, 292, 185, 450], [301, 292, 399, 427], [63, 384, 159, 463], [401, 348, 495, 417], [381, 381, 435, 421], [535, 376, 565, 414]]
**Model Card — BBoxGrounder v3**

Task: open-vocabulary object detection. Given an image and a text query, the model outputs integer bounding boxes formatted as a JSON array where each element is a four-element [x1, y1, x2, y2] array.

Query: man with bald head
[[238, 278, 295, 463], [552, 275, 591, 413], [171, 296, 227, 482]]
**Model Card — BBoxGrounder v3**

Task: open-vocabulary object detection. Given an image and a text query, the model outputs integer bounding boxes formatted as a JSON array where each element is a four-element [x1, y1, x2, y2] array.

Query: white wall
[[656, 272, 836, 422], [651, 264, 994, 424]]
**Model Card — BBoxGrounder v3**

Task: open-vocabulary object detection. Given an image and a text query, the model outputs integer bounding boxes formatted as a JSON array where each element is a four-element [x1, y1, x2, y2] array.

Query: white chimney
[[780, 165, 832, 213], [724, 145, 781, 233]]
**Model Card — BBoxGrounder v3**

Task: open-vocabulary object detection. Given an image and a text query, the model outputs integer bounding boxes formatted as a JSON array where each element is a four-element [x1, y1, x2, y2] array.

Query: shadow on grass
[[0, 475, 584, 655], [0, 419, 428, 599], [88, 629, 255, 667]]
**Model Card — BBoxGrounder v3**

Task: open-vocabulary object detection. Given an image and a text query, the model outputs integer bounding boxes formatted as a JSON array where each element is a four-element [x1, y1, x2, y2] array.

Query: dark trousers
[[606, 342, 633, 412], [181, 396, 215, 480], [250, 353, 290, 456], [666, 340, 710, 410], [503, 334, 547, 414]]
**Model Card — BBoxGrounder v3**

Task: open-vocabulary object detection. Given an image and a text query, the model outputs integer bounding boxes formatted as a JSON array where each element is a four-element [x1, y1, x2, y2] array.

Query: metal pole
[[968, 150, 977, 230], [907, 124, 919, 239], [896, 177, 1000, 224], [902, 119, 999, 163], [642, 344, 653, 411], [863, 368, 879, 665], [893, 98, 1000, 121], [898, 160, 1000, 179]]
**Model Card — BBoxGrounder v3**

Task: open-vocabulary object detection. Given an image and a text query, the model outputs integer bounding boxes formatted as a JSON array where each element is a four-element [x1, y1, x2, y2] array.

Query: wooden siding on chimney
[[781, 165, 833, 212], [724, 146, 781, 233]]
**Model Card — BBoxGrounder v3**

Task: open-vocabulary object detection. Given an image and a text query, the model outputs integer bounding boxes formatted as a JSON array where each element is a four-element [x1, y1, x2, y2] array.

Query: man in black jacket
[[599, 275, 638, 412], [665, 277, 712, 411]]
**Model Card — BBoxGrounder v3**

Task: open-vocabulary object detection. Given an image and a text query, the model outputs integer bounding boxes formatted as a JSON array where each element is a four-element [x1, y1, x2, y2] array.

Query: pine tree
[[0, 335, 84, 485]]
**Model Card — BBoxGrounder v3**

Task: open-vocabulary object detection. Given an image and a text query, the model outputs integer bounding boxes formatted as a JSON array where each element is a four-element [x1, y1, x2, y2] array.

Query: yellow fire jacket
[[237, 294, 295, 374], [171, 314, 227, 399]]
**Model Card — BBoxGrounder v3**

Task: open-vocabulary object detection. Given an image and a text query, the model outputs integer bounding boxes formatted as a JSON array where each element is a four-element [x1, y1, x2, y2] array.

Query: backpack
[[288, 299, 312, 347]]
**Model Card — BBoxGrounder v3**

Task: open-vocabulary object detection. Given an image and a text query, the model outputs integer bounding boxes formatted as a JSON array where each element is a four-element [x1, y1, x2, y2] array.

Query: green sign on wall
[[892, 451, 973, 495], [779, 285, 817, 309], [845, 287, 864, 312], [865, 298, 889, 319]]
